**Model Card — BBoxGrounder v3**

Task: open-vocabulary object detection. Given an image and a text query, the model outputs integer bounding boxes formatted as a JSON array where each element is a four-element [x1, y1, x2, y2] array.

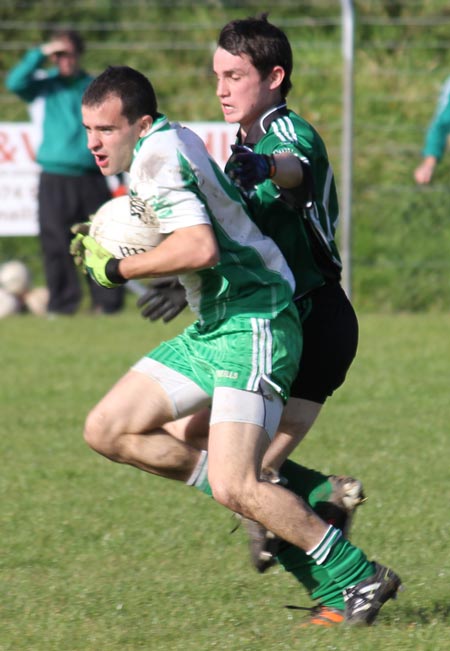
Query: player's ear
[[139, 115, 153, 136], [269, 66, 285, 91]]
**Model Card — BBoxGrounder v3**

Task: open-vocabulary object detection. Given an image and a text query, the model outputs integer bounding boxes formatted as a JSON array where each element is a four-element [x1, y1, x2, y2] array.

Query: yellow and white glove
[[70, 224, 126, 289]]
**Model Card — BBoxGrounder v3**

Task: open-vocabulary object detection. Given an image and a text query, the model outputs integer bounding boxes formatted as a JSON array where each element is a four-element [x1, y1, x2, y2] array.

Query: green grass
[[1, 308, 449, 650]]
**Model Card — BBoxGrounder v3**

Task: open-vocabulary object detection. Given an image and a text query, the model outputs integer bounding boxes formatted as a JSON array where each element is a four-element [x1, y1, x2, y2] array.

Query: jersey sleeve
[[5, 48, 48, 102], [129, 134, 212, 234], [422, 77, 450, 160]]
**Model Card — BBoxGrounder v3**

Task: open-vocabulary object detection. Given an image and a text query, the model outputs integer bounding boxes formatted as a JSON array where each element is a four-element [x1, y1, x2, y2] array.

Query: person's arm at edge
[[414, 78, 450, 185]]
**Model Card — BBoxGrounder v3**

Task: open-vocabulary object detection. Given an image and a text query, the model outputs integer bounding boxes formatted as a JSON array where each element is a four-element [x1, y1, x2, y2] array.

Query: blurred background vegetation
[[1, 0, 449, 311]]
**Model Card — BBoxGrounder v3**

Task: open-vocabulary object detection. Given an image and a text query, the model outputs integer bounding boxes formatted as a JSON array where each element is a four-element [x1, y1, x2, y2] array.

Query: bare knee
[[83, 406, 122, 460], [279, 413, 312, 438], [209, 476, 257, 517], [279, 398, 322, 437]]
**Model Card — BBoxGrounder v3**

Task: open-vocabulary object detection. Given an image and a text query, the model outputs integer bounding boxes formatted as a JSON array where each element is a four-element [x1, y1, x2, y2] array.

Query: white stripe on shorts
[[248, 318, 273, 392]]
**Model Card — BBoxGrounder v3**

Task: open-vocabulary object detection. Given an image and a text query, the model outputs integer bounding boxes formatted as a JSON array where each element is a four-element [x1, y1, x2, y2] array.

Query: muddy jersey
[[128, 114, 297, 325]]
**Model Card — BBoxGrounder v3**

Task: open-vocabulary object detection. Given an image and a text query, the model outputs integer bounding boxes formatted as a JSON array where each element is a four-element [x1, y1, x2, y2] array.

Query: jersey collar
[[133, 113, 169, 155], [239, 102, 288, 145]]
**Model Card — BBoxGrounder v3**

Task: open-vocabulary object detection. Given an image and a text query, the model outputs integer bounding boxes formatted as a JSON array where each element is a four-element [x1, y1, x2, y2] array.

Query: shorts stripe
[[248, 318, 273, 391]]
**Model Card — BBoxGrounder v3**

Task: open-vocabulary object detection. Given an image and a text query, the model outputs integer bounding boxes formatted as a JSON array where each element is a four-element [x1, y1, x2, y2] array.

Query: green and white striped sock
[[306, 525, 343, 564], [186, 450, 212, 496]]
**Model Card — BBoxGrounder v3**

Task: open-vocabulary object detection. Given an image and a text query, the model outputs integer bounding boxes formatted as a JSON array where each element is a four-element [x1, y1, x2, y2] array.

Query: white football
[[0, 287, 21, 318], [0, 260, 31, 296], [89, 195, 164, 259]]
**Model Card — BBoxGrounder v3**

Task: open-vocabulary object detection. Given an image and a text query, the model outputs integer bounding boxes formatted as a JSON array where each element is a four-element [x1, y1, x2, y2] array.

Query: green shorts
[[147, 306, 302, 403]]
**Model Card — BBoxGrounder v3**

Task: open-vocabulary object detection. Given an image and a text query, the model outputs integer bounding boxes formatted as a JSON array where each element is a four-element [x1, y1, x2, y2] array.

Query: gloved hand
[[70, 222, 91, 267], [137, 277, 187, 323], [70, 233, 126, 288], [227, 145, 276, 191]]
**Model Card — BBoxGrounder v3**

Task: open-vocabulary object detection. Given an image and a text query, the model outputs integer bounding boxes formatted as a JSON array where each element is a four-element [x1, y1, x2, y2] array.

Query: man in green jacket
[[6, 30, 124, 315]]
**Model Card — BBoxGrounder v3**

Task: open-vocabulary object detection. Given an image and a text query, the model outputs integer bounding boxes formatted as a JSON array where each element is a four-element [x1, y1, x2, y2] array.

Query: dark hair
[[218, 13, 293, 98], [82, 66, 158, 123], [50, 29, 85, 55]]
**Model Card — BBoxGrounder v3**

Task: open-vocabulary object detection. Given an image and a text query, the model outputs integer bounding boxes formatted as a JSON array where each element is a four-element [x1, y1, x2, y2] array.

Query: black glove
[[136, 277, 187, 323], [227, 145, 276, 191]]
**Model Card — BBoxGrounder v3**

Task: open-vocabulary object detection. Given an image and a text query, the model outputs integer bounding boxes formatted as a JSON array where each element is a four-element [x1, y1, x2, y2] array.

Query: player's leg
[[165, 407, 358, 526], [262, 396, 322, 470], [264, 283, 359, 475], [168, 402, 368, 616], [206, 383, 326, 551], [205, 314, 395, 618], [247, 396, 364, 577], [238, 285, 363, 621], [83, 360, 211, 481], [265, 284, 365, 621], [206, 384, 397, 626]]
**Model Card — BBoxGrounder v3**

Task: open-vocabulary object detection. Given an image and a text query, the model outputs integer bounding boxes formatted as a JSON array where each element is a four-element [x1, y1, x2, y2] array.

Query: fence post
[[340, 0, 354, 299]]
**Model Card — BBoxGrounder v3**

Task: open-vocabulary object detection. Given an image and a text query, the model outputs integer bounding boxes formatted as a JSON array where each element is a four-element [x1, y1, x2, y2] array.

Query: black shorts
[[289, 283, 359, 404]]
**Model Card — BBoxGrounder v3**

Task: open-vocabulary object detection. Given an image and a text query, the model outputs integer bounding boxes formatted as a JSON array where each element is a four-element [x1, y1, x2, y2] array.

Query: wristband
[[105, 258, 127, 285]]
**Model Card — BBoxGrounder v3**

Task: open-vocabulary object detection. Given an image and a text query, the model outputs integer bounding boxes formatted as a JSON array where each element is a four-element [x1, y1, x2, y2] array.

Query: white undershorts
[[132, 357, 283, 439]]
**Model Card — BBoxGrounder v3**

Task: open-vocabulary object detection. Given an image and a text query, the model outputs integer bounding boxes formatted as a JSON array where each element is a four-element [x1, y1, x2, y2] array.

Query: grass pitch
[[1, 307, 449, 651]]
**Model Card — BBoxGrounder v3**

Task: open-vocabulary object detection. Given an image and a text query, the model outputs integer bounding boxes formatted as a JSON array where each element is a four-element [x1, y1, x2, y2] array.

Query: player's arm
[[73, 223, 218, 288], [268, 151, 304, 188], [227, 145, 304, 191], [118, 224, 218, 279]]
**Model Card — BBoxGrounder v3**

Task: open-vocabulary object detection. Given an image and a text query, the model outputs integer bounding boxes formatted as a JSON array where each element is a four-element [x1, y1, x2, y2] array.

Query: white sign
[[0, 123, 40, 235], [0, 121, 237, 236]]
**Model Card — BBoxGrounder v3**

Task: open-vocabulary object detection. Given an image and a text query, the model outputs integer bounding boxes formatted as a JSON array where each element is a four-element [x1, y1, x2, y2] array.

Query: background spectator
[[5, 29, 125, 315]]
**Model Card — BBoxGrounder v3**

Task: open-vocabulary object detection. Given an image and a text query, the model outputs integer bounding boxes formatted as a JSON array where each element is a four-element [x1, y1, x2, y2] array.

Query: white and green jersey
[[230, 104, 342, 297], [128, 114, 295, 325]]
